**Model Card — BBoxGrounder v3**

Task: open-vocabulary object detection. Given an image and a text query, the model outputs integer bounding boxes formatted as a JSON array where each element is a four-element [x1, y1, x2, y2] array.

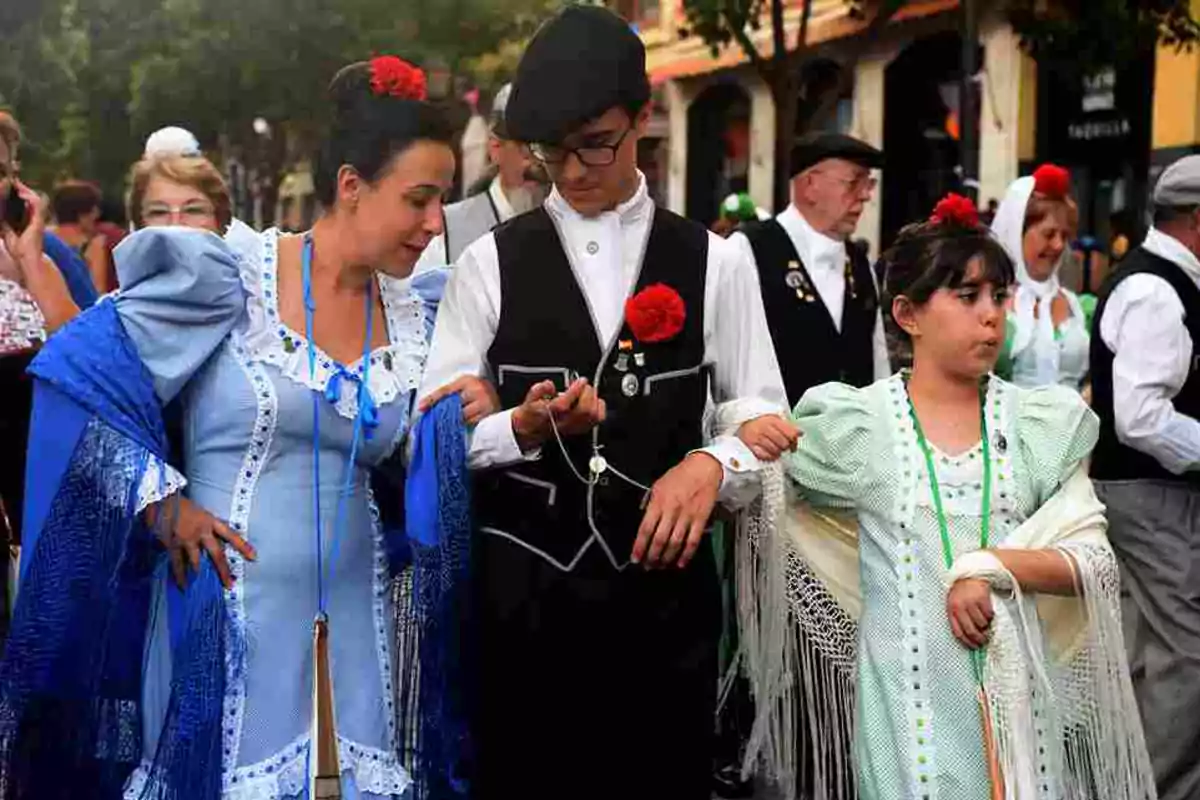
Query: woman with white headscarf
[[991, 165, 1090, 390]]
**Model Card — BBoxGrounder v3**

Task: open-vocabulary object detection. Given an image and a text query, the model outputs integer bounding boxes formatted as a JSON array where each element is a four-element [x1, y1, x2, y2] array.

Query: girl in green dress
[[738, 195, 1153, 800]]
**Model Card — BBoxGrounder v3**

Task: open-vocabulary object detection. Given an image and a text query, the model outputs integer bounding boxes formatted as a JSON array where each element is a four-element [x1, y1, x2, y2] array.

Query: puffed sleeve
[[1017, 384, 1100, 504], [785, 382, 878, 508], [113, 228, 246, 404], [410, 266, 449, 342]]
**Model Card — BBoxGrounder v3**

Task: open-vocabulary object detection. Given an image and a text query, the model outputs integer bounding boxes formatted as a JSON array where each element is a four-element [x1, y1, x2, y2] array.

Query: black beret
[[790, 132, 883, 176], [506, 5, 651, 145]]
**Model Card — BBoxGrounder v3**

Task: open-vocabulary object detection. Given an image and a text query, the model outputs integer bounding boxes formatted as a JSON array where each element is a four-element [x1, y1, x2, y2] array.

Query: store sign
[[1066, 67, 1132, 144]]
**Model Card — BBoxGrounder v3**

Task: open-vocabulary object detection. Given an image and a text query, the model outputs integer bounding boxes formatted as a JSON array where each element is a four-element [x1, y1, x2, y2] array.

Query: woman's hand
[[947, 577, 994, 650], [418, 374, 501, 425], [146, 497, 257, 590], [737, 414, 800, 461], [1, 180, 46, 274]]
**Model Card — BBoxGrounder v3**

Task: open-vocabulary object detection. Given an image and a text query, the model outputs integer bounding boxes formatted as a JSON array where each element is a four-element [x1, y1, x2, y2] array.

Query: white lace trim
[[134, 456, 188, 514], [233, 227, 429, 422], [367, 487, 398, 751], [222, 341, 280, 775], [123, 735, 411, 800]]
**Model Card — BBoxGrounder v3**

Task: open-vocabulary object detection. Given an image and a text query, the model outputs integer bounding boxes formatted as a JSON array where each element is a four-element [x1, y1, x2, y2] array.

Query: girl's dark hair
[[313, 60, 454, 208], [878, 220, 1015, 361]]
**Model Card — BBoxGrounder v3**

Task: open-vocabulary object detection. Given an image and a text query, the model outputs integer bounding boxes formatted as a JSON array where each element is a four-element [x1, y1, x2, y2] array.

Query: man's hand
[[737, 415, 800, 462], [511, 377, 606, 452], [418, 375, 501, 425], [631, 452, 723, 570], [146, 496, 257, 590], [947, 578, 994, 650]]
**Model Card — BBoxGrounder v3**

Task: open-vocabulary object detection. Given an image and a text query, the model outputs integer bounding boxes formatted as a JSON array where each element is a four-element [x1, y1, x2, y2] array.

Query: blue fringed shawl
[[404, 395, 473, 800], [0, 300, 235, 799]]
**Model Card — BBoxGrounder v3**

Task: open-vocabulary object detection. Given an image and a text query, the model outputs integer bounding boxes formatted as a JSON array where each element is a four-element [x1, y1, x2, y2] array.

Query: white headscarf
[[991, 175, 1083, 385]]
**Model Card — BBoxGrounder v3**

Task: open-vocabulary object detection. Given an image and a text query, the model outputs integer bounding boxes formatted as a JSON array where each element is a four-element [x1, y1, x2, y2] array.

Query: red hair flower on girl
[[1032, 163, 1071, 199], [369, 56, 428, 101], [625, 284, 686, 343], [929, 193, 980, 228]]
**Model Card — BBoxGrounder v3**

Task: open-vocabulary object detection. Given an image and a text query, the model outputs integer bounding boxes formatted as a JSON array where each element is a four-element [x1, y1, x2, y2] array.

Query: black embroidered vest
[[740, 219, 877, 407], [1091, 246, 1200, 486], [475, 206, 709, 571]]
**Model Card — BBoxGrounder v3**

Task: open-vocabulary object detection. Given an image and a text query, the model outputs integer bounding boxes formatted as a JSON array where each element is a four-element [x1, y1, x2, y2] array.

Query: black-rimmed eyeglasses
[[529, 127, 632, 167]]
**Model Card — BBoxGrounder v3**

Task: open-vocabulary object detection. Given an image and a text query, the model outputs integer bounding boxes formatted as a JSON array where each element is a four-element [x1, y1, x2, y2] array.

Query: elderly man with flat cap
[[415, 84, 549, 272], [1090, 154, 1200, 800], [416, 5, 790, 798], [731, 132, 889, 408]]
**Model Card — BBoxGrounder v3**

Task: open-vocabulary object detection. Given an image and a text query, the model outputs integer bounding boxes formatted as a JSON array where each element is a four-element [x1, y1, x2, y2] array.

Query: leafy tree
[[679, 0, 906, 209]]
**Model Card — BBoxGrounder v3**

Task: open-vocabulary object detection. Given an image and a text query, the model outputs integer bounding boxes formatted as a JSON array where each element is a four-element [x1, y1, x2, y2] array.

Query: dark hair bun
[[314, 58, 453, 207]]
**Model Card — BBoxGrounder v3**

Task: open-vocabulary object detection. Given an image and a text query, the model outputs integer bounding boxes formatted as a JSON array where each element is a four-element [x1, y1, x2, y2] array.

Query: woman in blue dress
[[0, 56, 492, 799]]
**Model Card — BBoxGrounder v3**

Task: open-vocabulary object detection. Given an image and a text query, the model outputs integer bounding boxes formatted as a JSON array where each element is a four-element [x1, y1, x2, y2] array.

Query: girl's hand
[[947, 577, 993, 650], [146, 497, 256, 590], [737, 414, 800, 461]]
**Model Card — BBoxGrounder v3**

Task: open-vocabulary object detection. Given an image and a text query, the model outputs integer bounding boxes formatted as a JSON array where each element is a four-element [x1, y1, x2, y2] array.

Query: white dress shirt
[[729, 204, 891, 380], [1099, 227, 1200, 474], [414, 178, 516, 274], [417, 173, 788, 506]]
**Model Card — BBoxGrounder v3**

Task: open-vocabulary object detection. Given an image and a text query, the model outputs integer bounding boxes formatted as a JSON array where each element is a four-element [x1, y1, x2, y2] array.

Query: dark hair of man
[[313, 59, 455, 208], [1153, 204, 1200, 227], [52, 180, 103, 224]]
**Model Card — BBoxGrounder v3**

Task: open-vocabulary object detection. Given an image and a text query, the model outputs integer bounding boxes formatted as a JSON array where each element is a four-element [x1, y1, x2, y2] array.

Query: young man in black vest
[[417, 6, 792, 798], [1090, 155, 1200, 800], [730, 132, 889, 409]]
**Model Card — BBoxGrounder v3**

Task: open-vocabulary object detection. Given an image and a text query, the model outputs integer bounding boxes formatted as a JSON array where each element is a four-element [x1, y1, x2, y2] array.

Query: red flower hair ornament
[[929, 193, 980, 228], [1032, 164, 1071, 199], [369, 56, 428, 101], [625, 283, 686, 343]]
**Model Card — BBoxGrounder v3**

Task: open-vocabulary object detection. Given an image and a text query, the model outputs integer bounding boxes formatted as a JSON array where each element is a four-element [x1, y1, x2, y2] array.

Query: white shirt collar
[[545, 171, 652, 226], [1143, 227, 1200, 285], [489, 177, 516, 222], [776, 204, 845, 273]]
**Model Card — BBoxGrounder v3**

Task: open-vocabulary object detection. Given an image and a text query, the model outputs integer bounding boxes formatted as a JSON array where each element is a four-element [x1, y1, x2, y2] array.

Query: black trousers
[[471, 530, 721, 800]]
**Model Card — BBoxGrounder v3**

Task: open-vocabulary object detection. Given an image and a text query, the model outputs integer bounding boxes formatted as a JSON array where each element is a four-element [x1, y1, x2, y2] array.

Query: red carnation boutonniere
[[625, 283, 686, 343], [929, 193, 980, 228], [1032, 163, 1071, 199], [369, 55, 428, 101]]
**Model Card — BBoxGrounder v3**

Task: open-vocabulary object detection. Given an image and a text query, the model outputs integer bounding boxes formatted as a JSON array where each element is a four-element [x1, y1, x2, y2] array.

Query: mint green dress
[[784, 375, 1098, 800]]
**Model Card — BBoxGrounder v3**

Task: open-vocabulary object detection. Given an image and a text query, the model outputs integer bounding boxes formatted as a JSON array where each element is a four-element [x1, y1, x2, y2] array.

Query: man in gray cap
[[729, 131, 889, 409], [1090, 154, 1200, 800], [414, 83, 549, 271]]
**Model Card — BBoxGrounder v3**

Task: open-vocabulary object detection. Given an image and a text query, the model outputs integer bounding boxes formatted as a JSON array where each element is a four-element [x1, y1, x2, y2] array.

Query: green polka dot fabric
[[784, 374, 1097, 799]]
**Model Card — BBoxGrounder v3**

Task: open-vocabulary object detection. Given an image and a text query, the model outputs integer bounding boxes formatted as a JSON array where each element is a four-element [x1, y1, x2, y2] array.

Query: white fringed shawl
[[736, 463, 1157, 800]]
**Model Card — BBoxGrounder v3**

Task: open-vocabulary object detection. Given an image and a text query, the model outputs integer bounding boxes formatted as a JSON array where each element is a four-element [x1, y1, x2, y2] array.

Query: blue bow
[[325, 364, 380, 439]]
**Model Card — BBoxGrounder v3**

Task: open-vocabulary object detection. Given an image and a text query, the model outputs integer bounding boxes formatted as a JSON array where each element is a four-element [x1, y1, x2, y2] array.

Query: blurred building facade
[[626, 0, 1200, 260]]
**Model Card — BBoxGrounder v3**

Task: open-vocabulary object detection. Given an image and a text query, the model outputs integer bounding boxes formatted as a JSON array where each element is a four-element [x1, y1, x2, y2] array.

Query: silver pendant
[[634, 352, 646, 368], [785, 271, 804, 290], [621, 373, 640, 397], [615, 353, 630, 372], [589, 454, 608, 475], [311, 614, 342, 799]]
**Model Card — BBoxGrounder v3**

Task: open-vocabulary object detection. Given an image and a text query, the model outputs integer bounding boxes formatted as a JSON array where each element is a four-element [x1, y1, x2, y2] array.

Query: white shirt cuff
[[468, 408, 541, 469], [693, 435, 763, 509]]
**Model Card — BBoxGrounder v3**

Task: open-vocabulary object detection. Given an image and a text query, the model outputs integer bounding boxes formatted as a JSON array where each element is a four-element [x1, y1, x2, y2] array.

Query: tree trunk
[[772, 71, 798, 214]]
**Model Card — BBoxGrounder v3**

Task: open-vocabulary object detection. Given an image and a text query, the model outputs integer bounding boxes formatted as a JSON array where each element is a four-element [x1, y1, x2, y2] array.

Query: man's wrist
[[685, 451, 724, 488]]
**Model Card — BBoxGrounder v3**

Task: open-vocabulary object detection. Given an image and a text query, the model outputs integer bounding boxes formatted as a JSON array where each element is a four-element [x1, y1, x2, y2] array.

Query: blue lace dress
[[117, 223, 443, 799]]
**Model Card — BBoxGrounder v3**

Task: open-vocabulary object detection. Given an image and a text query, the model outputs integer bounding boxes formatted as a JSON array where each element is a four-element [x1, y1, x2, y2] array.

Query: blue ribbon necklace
[[301, 232, 376, 798]]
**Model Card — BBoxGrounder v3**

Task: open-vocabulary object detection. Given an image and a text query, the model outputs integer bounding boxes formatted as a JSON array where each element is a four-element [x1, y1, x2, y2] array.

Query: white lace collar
[[233, 228, 429, 421]]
